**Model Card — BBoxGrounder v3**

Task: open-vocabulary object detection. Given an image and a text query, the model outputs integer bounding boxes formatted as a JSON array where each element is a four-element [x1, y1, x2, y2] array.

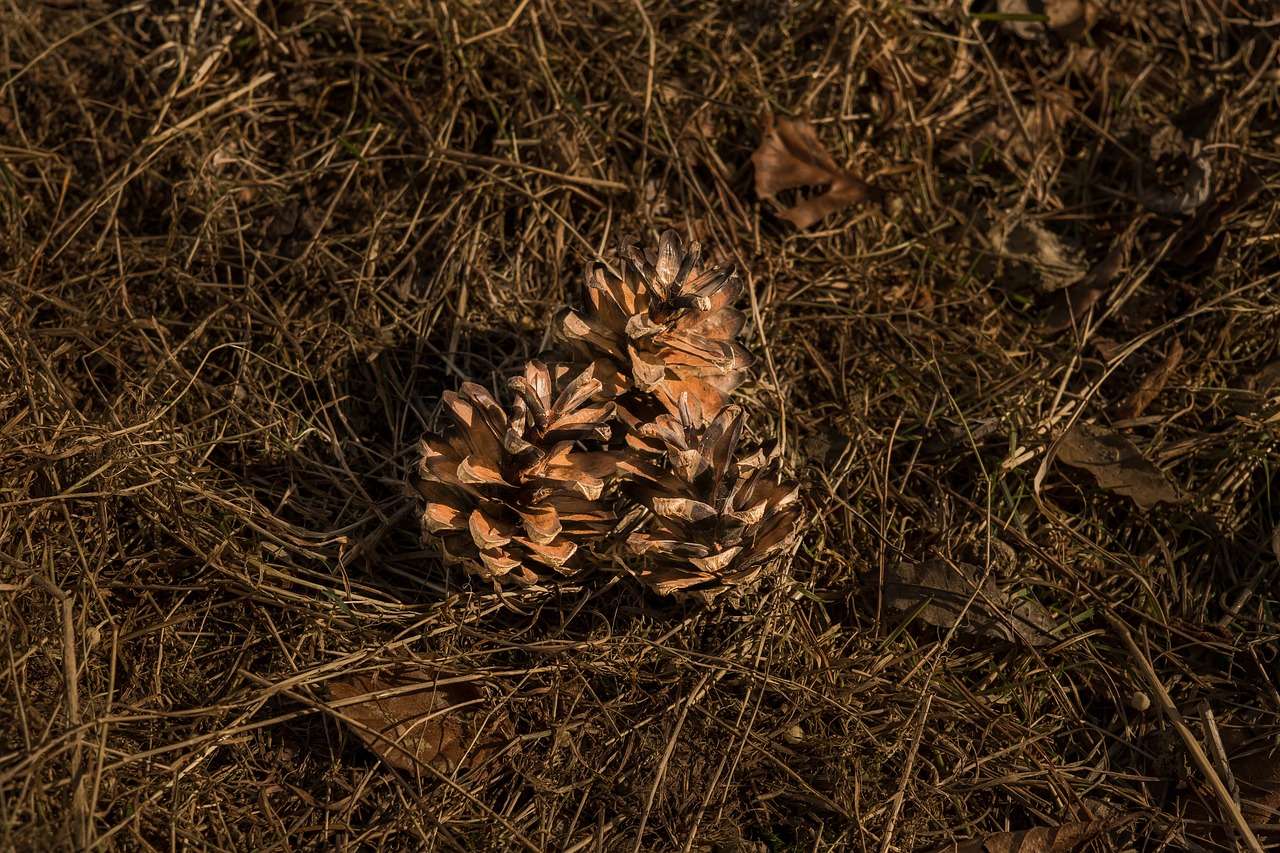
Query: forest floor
[[2, 1, 1279, 851]]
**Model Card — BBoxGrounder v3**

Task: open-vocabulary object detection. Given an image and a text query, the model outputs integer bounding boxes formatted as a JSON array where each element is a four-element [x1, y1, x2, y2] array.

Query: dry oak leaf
[[930, 819, 1116, 853], [329, 667, 513, 775], [883, 559, 1058, 647], [1056, 423, 1178, 509], [751, 112, 876, 229]]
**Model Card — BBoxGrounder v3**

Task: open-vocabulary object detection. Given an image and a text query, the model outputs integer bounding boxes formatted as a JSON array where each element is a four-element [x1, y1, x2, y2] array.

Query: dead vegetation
[[1, 0, 1278, 850]]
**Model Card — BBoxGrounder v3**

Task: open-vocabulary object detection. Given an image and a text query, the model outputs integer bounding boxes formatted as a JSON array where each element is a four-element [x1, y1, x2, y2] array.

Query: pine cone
[[412, 360, 626, 586], [553, 230, 753, 420], [626, 396, 801, 604]]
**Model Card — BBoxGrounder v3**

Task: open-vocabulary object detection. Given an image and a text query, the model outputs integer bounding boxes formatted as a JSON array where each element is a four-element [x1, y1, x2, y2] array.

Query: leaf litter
[[1232, 741, 1280, 828], [1056, 423, 1179, 509], [751, 112, 878, 229], [4, 1, 1278, 850], [1169, 163, 1266, 267], [328, 667, 513, 775], [991, 214, 1088, 294], [1116, 338, 1182, 420], [1040, 219, 1141, 333], [1140, 122, 1213, 216], [930, 819, 1117, 853], [882, 558, 1059, 647], [1179, 730, 1280, 845], [994, 0, 1099, 43], [1137, 91, 1224, 217]]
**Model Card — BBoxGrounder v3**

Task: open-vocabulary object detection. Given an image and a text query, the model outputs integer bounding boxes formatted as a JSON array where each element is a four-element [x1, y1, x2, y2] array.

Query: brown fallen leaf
[[921, 417, 1003, 456], [995, 0, 1099, 43], [882, 559, 1059, 646], [1056, 423, 1179, 509], [751, 112, 876, 229], [1116, 339, 1183, 420], [1169, 164, 1264, 267], [1141, 150, 1212, 216], [930, 819, 1116, 853], [993, 215, 1088, 294], [1070, 42, 1176, 102], [941, 92, 1073, 169], [1181, 733, 1280, 846], [1041, 220, 1140, 333], [329, 667, 513, 775], [1232, 741, 1280, 827], [1140, 98, 1222, 217], [865, 45, 931, 130]]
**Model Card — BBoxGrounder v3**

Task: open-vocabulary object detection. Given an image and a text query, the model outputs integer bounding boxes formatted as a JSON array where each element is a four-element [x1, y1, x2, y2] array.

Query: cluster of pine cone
[[410, 232, 801, 604]]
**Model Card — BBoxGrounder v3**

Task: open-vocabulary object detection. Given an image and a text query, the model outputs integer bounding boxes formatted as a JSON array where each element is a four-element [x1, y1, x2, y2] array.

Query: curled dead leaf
[[1140, 103, 1222, 217], [1070, 42, 1176, 101], [329, 667, 513, 775], [751, 112, 877, 229], [1169, 164, 1264, 267], [1142, 154, 1212, 216], [1116, 339, 1182, 420], [1180, 732, 1280, 846], [1056, 423, 1179, 509], [921, 417, 1003, 456], [882, 559, 1059, 646], [943, 95, 1073, 168], [1041, 221, 1139, 333], [995, 0, 1099, 43], [993, 215, 1088, 294], [931, 819, 1117, 853]]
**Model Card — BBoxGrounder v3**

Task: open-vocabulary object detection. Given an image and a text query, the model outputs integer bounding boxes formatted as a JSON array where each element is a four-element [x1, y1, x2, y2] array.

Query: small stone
[[1130, 690, 1151, 712], [783, 724, 804, 744]]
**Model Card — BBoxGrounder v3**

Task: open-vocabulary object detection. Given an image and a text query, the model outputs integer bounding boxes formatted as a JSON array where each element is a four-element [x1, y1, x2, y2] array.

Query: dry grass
[[2, 1, 1279, 850]]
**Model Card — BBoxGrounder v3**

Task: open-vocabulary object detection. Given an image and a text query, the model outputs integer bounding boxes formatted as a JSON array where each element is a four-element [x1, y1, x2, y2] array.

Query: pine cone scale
[[468, 508, 515, 548], [457, 455, 510, 486]]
